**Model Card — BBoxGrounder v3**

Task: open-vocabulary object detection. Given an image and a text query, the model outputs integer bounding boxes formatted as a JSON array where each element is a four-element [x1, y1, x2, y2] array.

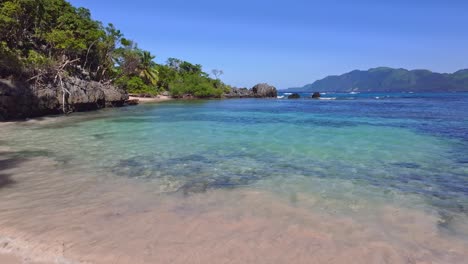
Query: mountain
[[287, 67, 468, 92]]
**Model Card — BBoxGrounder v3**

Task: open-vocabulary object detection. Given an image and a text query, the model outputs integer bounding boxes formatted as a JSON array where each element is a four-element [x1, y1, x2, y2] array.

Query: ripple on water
[[0, 95, 468, 263]]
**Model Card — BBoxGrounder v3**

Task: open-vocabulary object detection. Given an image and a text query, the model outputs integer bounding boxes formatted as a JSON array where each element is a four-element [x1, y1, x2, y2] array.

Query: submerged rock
[[288, 93, 301, 99], [179, 181, 209, 195], [0, 77, 128, 120], [311, 92, 321, 99]]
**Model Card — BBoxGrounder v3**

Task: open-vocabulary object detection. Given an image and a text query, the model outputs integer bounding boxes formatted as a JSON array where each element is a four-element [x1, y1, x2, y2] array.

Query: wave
[[319, 97, 337, 100]]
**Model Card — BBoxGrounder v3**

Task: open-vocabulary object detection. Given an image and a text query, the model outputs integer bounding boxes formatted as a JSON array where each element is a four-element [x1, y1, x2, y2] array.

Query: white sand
[[0, 156, 467, 264], [128, 95, 173, 103], [0, 254, 22, 264]]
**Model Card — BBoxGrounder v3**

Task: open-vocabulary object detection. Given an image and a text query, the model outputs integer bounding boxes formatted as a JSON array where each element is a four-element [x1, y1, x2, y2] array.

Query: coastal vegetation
[[0, 0, 230, 97]]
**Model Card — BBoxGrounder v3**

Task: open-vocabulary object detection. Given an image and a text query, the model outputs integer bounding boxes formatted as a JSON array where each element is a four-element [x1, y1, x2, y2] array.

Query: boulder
[[101, 85, 128, 107], [288, 93, 301, 99], [252, 83, 278, 98], [311, 92, 321, 99]]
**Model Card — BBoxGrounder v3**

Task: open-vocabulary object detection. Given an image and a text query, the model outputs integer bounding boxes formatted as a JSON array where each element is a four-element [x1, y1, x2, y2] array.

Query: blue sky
[[69, 0, 468, 89]]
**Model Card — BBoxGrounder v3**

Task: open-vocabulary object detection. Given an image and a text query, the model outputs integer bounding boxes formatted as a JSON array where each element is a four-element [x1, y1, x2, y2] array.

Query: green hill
[[289, 67, 468, 92]]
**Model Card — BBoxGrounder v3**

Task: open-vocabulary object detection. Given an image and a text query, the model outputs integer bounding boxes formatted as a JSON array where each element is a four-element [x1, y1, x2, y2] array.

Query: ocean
[[1, 92, 467, 263]]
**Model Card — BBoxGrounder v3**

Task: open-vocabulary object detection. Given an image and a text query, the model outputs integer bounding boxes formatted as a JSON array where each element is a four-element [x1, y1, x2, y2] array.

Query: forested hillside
[[289, 67, 468, 92]]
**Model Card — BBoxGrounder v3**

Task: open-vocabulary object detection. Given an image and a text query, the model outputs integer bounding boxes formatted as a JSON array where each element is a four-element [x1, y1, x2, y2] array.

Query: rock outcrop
[[251, 83, 278, 98], [225, 83, 277, 98], [288, 93, 301, 99], [311, 92, 321, 99], [224, 88, 252, 98], [0, 77, 128, 120]]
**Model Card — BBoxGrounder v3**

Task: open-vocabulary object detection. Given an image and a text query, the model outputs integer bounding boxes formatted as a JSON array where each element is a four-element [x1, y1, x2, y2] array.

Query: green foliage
[[162, 58, 227, 97], [23, 50, 52, 69], [0, 41, 22, 76], [115, 76, 159, 96], [0, 0, 231, 97], [138, 51, 158, 85], [156, 65, 178, 91], [169, 73, 224, 98]]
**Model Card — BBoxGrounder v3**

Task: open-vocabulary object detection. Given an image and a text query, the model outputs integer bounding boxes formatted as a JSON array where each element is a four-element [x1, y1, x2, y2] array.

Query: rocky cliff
[[0, 77, 128, 121]]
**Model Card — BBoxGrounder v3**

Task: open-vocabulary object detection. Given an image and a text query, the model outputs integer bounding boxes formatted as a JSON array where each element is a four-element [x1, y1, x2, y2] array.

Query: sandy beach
[[1, 96, 468, 264], [0, 254, 22, 264], [0, 153, 467, 264], [128, 95, 173, 103]]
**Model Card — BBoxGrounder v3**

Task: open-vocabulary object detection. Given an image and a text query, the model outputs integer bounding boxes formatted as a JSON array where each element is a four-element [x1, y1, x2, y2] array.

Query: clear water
[[1, 92, 468, 263]]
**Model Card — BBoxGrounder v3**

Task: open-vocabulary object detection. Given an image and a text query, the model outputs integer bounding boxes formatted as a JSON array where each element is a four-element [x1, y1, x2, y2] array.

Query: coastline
[[128, 95, 174, 103], [1, 95, 468, 263]]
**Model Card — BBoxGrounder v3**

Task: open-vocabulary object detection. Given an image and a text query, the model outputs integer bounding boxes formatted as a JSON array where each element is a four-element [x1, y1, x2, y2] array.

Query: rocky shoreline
[[0, 79, 278, 121], [0, 77, 128, 121], [224, 83, 278, 98]]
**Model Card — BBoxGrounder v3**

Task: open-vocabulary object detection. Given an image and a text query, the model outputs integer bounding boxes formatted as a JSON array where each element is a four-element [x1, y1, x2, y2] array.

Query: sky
[[69, 0, 468, 89]]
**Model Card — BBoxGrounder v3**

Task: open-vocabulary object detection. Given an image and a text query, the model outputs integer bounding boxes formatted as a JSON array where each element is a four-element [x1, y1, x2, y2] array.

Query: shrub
[[116, 76, 159, 96]]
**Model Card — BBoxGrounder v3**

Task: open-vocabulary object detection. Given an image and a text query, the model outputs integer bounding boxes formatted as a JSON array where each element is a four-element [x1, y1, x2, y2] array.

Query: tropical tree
[[211, 69, 224, 79], [138, 51, 158, 85], [0, 0, 231, 98]]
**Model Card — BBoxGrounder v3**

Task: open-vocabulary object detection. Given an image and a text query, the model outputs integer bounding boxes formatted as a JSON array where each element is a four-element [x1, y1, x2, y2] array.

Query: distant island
[[287, 67, 468, 92]]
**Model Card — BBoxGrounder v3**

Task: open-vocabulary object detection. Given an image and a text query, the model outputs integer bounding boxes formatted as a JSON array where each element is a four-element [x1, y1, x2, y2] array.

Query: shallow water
[[1, 93, 468, 263]]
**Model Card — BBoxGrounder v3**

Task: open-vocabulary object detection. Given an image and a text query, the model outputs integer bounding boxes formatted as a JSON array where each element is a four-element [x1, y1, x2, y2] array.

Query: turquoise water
[[1, 92, 468, 262], [3, 93, 468, 210]]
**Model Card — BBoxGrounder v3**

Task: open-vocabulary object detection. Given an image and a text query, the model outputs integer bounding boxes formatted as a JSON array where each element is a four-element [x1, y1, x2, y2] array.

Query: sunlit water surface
[[1, 92, 468, 263]]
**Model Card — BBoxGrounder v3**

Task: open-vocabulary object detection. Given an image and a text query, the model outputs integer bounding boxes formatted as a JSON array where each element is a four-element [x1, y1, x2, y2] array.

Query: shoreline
[[128, 95, 174, 103], [0, 95, 175, 123], [1, 98, 468, 263]]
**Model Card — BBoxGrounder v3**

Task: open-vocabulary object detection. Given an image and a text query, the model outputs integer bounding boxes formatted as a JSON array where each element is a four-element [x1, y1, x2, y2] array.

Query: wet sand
[[1, 154, 468, 264], [1, 105, 468, 264], [0, 254, 22, 264]]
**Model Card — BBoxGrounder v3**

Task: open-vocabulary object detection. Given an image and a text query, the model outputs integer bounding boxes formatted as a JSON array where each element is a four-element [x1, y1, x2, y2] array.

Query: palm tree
[[138, 51, 158, 85]]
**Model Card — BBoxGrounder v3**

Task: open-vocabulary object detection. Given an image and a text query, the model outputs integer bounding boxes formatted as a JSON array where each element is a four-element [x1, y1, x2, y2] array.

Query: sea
[[0, 92, 467, 263]]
